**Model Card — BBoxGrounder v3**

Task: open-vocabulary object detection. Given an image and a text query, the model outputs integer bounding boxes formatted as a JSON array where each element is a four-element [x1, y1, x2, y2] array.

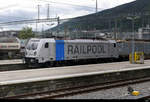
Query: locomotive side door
[[109, 43, 118, 58], [39, 41, 50, 63]]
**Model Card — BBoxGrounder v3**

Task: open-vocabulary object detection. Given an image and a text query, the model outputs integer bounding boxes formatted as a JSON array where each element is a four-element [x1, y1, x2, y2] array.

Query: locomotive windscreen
[[26, 40, 40, 50]]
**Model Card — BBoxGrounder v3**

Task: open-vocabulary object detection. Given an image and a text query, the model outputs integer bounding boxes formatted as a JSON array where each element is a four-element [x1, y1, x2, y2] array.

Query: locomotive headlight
[[30, 59, 34, 62], [34, 51, 37, 56]]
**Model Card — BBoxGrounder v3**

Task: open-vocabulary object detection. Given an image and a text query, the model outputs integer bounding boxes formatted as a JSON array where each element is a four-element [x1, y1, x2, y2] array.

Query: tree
[[18, 27, 35, 39]]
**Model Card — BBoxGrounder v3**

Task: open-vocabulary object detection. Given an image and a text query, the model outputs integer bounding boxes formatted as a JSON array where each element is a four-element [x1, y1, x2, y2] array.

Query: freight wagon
[[117, 40, 150, 59], [0, 37, 21, 59]]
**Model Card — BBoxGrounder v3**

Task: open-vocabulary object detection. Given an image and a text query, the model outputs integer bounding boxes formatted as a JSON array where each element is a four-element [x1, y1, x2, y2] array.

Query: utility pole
[[38, 5, 40, 20], [96, 0, 98, 13], [47, 4, 50, 19], [109, 19, 111, 31], [132, 18, 135, 64], [64, 25, 68, 39], [114, 18, 117, 40], [36, 4, 41, 33], [42, 24, 44, 33], [127, 16, 139, 64], [57, 16, 60, 38]]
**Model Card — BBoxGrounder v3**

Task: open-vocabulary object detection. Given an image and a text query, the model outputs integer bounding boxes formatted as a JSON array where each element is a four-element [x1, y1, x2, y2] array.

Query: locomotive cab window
[[45, 43, 49, 48], [114, 43, 116, 47]]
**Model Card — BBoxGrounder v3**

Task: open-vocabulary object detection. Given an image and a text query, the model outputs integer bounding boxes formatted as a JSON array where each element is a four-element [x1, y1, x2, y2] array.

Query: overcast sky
[[0, 0, 135, 31]]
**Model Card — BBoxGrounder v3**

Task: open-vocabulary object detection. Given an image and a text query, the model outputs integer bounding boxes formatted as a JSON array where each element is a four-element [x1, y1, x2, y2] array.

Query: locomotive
[[24, 38, 150, 67], [24, 38, 118, 66]]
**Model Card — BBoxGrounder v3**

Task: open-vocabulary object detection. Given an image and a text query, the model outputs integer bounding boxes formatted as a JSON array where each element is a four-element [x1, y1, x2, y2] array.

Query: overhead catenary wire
[[37, 0, 102, 10], [0, 17, 72, 26], [0, 0, 102, 27], [0, 15, 32, 20], [0, 12, 150, 26]]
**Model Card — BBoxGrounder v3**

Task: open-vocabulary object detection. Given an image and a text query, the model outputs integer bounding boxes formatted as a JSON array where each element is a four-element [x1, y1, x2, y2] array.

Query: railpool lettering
[[68, 45, 73, 54], [68, 44, 106, 55]]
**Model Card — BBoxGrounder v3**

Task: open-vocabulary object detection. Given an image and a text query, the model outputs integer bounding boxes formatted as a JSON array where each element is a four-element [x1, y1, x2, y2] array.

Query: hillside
[[50, 0, 150, 32]]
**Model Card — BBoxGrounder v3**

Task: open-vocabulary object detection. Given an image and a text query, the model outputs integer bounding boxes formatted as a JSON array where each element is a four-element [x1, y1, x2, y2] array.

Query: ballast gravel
[[57, 81, 150, 99]]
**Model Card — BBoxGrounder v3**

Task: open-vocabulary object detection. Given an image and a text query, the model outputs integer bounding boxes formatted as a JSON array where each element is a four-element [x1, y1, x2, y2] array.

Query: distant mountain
[[50, 0, 150, 32]]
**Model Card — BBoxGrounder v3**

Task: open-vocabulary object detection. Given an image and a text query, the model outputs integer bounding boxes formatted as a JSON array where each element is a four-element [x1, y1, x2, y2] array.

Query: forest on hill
[[50, 0, 150, 32]]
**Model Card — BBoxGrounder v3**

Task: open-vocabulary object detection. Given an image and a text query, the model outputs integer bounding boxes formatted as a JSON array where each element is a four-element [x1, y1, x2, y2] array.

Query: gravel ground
[[56, 81, 150, 99]]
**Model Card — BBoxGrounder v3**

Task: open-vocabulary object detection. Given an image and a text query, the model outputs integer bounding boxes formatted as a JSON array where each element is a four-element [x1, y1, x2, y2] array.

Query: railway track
[[139, 95, 150, 99], [5, 76, 150, 99], [0, 64, 27, 71]]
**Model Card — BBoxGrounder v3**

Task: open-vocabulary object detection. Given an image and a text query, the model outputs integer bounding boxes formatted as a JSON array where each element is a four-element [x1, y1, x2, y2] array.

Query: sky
[[0, 0, 135, 31]]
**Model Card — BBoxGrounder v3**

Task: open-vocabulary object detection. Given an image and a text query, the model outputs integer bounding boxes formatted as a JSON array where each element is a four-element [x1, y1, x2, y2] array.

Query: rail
[[4, 76, 150, 99]]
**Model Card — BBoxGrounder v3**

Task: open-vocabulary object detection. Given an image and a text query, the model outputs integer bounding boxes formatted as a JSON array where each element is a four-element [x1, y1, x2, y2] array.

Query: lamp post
[[127, 16, 139, 63]]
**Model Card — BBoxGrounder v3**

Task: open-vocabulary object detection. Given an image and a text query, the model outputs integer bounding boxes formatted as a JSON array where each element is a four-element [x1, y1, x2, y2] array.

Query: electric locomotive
[[24, 38, 118, 66]]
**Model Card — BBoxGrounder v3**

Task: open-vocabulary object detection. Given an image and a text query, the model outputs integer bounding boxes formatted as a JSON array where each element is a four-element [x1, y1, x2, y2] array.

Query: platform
[[1, 60, 150, 98], [0, 59, 23, 65]]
